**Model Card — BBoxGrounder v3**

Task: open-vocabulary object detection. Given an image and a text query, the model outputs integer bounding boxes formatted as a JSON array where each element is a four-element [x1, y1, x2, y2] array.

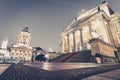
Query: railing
[[60, 52, 77, 62]]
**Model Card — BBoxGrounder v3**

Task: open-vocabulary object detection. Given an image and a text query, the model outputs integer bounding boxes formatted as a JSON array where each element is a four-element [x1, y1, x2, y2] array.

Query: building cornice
[[62, 10, 110, 36]]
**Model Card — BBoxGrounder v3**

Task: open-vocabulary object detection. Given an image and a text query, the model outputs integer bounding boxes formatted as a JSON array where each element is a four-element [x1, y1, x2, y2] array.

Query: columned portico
[[62, 30, 83, 53]]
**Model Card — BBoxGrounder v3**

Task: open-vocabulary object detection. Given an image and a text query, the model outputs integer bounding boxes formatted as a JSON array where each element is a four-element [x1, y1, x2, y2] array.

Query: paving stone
[[82, 75, 116, 80]]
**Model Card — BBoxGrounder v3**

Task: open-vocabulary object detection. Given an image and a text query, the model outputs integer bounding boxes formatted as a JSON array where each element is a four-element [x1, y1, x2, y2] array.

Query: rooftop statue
[[22, 27, 30, 32], [91, 30, 99, 39]]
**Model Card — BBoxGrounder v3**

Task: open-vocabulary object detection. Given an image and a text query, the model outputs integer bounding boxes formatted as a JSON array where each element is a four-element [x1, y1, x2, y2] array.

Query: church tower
[[15, 27, 31, 48]]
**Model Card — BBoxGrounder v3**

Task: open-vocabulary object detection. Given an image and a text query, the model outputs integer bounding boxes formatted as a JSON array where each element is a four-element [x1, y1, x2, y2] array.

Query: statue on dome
[[22, 27, 30, 32]]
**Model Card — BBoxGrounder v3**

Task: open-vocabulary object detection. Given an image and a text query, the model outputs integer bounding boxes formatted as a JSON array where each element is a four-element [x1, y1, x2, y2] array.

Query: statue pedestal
[[89, 38, 115, 63], [89, 38, 100, 56]]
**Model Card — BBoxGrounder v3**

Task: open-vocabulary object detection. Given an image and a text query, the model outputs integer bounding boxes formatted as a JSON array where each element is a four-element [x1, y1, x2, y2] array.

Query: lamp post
[[45, 54, 49, 62]]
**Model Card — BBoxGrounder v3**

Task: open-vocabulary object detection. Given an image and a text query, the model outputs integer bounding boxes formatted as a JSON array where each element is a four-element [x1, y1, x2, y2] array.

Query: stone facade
[[89, 39, 115, 56], [89, 39, 116, 63], [61, 2, 120, 55]]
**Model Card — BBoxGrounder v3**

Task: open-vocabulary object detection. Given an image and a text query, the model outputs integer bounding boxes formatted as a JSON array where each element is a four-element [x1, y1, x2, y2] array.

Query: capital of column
[[79, 28, 83, 31], [66, 34, 69, 37]]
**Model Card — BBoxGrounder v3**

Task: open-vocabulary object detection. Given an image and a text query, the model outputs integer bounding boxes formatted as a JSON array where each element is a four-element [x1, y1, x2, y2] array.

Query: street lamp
[[45, 54, 49, 62]]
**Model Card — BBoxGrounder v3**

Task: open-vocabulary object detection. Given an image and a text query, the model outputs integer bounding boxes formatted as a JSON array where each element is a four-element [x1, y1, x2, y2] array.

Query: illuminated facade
[[61, 2, 120, 54], [10, 27, 33, 62]]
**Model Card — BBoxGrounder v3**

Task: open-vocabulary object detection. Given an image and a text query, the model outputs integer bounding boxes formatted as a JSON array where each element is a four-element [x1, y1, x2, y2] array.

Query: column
[[75, 30, 80, 51], [61, 36, 64, 53], [73, 32, 76, 52], [67, 35, 69, 53], [79, 29, 83, 50], [87, 26, 92, 49]]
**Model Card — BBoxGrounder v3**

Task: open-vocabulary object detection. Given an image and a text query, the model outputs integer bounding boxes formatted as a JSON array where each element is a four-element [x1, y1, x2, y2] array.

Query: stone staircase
[[50, 53, 70, 62], [51, 50, 92, 62], [61, 52, 77, 62], [66, 50, 92, 62]]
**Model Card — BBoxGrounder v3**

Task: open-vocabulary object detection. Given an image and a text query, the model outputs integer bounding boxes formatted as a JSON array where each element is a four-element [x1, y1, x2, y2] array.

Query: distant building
[[32, 47, 44, 62], [10, 27, 33, 62], [47, 52, 60, 60], [61, 1, 120, 62], [0, 38, 10, 62]]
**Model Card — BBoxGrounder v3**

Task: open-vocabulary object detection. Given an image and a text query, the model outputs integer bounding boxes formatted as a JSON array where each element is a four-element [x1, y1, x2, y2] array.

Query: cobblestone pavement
[[83, 69, 120, 80], [0, 64, 10, 75], [0, 63, 120, 80]]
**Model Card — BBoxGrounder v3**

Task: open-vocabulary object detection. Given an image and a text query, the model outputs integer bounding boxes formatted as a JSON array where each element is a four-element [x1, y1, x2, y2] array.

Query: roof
[[64, 1, 114, 31]]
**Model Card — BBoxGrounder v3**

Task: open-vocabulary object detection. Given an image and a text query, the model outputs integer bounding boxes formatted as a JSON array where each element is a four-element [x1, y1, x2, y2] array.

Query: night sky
[[0, 0, 120, 52]]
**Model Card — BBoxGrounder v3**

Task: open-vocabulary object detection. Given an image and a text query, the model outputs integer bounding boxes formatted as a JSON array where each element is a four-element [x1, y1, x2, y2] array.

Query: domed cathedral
[[10, 27, 33, 62], [61, 1, 120, 63]]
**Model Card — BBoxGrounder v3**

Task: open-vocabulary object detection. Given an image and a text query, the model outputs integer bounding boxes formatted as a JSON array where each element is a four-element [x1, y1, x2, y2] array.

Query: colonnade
[[61, 19, 113, 53], [61, 28, 90, 53]]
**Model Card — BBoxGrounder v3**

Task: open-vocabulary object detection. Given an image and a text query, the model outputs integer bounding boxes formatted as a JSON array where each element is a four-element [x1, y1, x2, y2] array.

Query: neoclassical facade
[[61, 2, 120, 54], [10, 27, 33, 62]]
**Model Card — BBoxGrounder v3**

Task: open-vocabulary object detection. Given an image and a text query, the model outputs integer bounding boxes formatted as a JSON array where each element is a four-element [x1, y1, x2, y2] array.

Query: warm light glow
[[45, 54, 49, 59]]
